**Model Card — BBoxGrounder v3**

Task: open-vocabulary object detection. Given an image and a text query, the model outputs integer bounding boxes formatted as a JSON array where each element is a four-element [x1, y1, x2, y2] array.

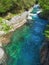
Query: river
[[4, 4, 47, 65]]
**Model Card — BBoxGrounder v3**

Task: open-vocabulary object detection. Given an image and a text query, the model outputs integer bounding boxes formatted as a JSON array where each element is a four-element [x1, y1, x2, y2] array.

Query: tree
[[0, 0, 35, 14], [0, 0, 13, 13], [39, 0, 49, 19]]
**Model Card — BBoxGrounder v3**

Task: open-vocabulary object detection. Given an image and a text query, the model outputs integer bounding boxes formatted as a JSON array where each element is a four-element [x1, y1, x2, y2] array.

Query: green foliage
[[39, 0, 49, 19], [0, 17, 3, 23], [39, 0, 49, 10], [0, 0, 13, 13], [0, 0, 35, 14], [39, 0, 49, 40], [22, 0, 35, 10], [44, 25, 49, 39], [2, 23, 12, 33], [0, 17, 12, 33]]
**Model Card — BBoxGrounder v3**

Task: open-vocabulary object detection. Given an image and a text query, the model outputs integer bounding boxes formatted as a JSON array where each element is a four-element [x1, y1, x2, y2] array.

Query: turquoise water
[[31, 4, 40, 14], [4, 5, 47, 65]]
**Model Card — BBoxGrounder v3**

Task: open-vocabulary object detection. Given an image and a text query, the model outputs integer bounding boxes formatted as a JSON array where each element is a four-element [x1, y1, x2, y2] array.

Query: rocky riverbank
[[0, 12, 28, 45]]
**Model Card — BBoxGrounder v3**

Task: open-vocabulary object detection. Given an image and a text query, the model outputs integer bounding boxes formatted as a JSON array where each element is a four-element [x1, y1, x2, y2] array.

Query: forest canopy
[[39, 0, 49, 19], [0, 0, 35, 14]]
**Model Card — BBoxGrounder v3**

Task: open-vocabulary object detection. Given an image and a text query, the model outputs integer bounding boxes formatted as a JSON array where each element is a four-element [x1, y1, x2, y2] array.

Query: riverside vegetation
[[39, 0, 49, 65], [0, 0, 35, 33]]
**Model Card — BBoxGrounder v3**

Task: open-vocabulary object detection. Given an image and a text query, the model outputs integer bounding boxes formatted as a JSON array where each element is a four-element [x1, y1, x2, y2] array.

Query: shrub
[[0, 17, 12, 33], [39, 0, 49, 10], [39, 0, 49, 19], [44, 25, 49, 39], [22, 0, 35, 10], [0, 0, 13, 13], [0, 0, 35, 14]]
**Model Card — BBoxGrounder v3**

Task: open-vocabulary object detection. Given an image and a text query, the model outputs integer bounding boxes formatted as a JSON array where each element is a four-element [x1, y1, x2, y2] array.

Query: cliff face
[[41, 40, 49, 65]]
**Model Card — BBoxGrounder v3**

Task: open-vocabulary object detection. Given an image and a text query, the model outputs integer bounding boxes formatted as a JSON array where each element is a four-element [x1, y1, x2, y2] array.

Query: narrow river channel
[[4, 4, 47, 65]]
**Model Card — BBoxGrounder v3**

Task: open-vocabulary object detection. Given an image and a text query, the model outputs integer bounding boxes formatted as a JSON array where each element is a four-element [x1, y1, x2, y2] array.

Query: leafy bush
[[39, 0, 49, 10], [0, 0, 35, 14], [0, 0, 13, 13], [39, 0, 49, 19], [0, 17, 12, 33], [22, 0, 35, 10], [44, 25, 49, 39]]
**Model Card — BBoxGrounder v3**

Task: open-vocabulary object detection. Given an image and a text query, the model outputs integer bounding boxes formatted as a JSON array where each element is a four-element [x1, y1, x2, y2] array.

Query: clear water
[[4, 5, 47, 65], [31, 4, 40, 14]]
